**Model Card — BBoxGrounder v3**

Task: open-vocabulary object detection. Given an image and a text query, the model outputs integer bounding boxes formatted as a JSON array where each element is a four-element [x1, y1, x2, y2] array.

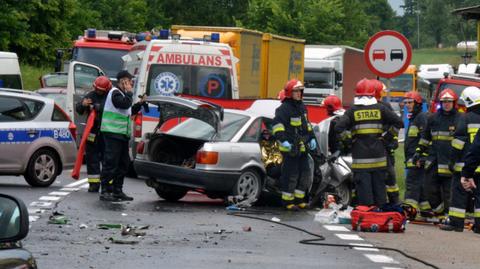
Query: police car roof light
[[159, 29, 169, 40], [108, 31, 123, 40], [211, 33, 220, 43], [87, 28, 96, 38]]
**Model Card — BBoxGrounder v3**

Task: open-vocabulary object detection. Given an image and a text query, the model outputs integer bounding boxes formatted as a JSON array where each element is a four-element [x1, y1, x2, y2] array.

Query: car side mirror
[[0, 194, 29, 243]]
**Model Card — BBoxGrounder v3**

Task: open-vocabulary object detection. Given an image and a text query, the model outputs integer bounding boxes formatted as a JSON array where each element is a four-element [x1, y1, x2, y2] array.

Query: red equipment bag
[[351, 206, 406, 233], [71, 109, 96, 180]]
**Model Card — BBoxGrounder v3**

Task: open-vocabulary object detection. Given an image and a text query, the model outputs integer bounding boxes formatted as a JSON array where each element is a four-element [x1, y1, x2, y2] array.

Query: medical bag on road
[[351, 205, 406, 233]]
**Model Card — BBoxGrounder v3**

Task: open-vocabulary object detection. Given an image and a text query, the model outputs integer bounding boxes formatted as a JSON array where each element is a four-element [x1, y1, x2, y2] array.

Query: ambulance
[[122, 31, 240, 140]]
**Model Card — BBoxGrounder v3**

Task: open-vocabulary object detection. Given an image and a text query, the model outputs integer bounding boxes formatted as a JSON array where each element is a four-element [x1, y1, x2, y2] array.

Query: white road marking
[[323, 225, 350, 232], [353, 247, 379, 252], [28, 208, 45, 214], [364, 254, 399, 264], [30, 201, 53, 208], [39, 196, 61, 201], [60, 187, 80, 192], [335, 233, 364, 241], [80, 184, 88, 189], [29, 216, 40, 222], [49, 191, 70, 196], [382, 267, 403, 269], [64, 178, 88, 188], [349, 243, 374, 247]]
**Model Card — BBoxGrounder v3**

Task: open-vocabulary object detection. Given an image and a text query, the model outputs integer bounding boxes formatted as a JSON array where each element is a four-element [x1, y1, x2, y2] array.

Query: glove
[[328, 150, 341, 163], [412, 152, 421, 164], [309, 139, 317, 150], [281, 141, 292, 152]]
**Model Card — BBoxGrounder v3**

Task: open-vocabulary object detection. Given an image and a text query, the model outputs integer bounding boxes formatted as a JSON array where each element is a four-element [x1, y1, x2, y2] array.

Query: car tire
[[24, 149, 59, 187], [334, 182, 352, 207], [154, 184, 188, 202], [232, 169, 262, 203]]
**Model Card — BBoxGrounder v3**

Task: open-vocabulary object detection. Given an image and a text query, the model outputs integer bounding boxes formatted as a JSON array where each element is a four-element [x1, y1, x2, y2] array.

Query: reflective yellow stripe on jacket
[[352, 123, 383, 135], [352, 157, 387, 169], [272, 123, 285, 135], [451, 138, 465, 150], [407, 125, 419, 137], [431, 131, 453, 141]]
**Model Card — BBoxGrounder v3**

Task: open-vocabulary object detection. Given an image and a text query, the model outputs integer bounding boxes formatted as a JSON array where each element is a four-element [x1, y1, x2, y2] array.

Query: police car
[[0, 89, 77, 187]]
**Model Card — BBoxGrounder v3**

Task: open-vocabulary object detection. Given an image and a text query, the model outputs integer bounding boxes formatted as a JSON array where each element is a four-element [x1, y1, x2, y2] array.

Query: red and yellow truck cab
[[429, 74, 480, 113]]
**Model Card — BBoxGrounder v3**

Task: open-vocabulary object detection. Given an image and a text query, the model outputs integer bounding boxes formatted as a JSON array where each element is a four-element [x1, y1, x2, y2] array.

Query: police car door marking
[[354, 109, 381, 121], [0, 129, 73, 144], [154, 72, 180, 96]]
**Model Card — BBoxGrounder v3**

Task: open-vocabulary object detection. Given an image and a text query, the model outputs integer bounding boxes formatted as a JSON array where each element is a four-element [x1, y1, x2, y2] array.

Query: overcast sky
[[388, 0, 404, 16]]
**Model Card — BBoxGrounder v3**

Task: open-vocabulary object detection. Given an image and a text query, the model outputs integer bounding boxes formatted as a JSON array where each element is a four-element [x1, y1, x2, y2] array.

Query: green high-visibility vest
[[101, 88, 131, 137]]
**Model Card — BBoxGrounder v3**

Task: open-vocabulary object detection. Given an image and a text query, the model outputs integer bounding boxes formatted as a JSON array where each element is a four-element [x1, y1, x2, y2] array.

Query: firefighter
[[322, 95, 344, 155], [335, 79, 403, 207], [272, 79, 316, 210], [75, 76, 112, 192], [402, 91, 432, 219], [99, 71, 145, 202], [372, 79, 400, 204], [416, 88, 461, 218], [440, 86, 480, 232]]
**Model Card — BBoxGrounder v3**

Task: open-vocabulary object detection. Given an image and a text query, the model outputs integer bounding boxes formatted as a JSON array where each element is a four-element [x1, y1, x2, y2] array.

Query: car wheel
[[232, 169, 262, 203], [154, 184, 188, 202], [24, 149, 59, 187], [334, 182, 352, 207]]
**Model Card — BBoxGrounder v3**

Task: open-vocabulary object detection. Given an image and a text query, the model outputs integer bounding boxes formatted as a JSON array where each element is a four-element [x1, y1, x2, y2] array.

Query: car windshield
[[42, 74, 68, 87], [380, 74, 413, 92], [166, 112, 249, 141], [437, 83, 469, 105], [146, 64, 232, 99], [304, 70, 333, 89], [38, 92, 67, 111], [74, 48, 128, 78]]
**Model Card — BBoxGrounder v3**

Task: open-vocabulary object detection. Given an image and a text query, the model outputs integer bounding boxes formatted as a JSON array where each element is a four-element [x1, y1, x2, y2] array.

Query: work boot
[[113, 191, 134, 201], [99, 192, 116, 202], [439, 224, 463, 232], [88, 183, 100, 193], [294, 198, 308, 209], [285, 204, 300, 211]]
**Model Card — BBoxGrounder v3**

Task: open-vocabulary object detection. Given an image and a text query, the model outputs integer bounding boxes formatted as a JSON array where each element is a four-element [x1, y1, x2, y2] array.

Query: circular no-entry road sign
[[364, 30, 412, 78]]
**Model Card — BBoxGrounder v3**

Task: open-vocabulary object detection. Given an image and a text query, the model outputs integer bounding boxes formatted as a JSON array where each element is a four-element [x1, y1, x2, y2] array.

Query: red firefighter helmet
[[404, 91, 422, 104], [283, 79, 304, 98], [277, 89, 286, 101], [371, 79, 386, 100], [93, 76, 112, 92], [323, 95, 343, 112], [355, 78, 375, 97], [439, 88, 458, 102]]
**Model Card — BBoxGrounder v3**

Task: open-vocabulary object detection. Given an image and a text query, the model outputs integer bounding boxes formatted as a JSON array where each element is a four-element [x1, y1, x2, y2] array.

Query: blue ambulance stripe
[[0, 129, 74, 144]]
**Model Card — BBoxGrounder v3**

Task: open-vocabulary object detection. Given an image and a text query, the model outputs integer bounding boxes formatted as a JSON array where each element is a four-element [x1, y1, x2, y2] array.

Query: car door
[[66, 61, 105, 144], [0, 96, 44, 172]]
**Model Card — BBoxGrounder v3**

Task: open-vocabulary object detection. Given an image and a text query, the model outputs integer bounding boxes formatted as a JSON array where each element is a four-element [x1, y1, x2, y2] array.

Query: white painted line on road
[[65, 178, 88, 188], [60, 187, 80, 192], [323, 225, 350, 232], [39, 196, 61, 201], [335, 234, 364, 241], [80, 184, 88, 189], [30, 201, 53, 208], [364, 254, 399, 264], [349, 243, 374, 247], [353, 247, 379, 252], [29, 216, 40, 222], [382, 267, 403, 269], [49, 191, 70, 196], [28, 208, 45, 214]]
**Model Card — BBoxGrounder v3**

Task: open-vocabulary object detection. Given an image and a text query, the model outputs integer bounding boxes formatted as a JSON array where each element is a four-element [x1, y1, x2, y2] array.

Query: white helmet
[[461, 86, 480, 108]]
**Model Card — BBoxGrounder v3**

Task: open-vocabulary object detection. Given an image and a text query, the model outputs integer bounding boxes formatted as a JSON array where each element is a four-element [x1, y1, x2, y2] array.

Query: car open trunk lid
[[146, 96, 223, 133]]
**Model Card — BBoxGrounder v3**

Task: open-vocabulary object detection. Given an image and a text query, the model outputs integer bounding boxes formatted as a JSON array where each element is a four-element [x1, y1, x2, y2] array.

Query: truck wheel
[[232, 169, 262, 204], [154, 184, 188, 202], [24, 149, 59, 187]]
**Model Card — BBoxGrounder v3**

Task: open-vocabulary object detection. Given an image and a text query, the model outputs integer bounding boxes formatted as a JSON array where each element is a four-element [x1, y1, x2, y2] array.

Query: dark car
[[0, 193, 37, 268], [390, 49, 404, 61]]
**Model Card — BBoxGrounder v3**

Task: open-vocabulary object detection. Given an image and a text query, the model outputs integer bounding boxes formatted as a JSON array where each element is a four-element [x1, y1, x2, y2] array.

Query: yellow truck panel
[[171, 25, 304, 99]]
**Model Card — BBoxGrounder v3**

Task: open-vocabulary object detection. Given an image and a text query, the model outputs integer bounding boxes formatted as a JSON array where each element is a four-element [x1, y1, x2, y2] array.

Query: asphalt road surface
[[1, 168, 479, 269]]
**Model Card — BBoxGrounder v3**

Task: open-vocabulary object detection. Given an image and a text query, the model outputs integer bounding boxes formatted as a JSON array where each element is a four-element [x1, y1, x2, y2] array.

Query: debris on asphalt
[[79, 223, 88, 229], [226, 195, 256, 208], [108, 237, 139, 245], [121, 213, 128, 216], [242, 226, 252, 232], [214, 229, 226, 234], [121, 225, 147, 237], [97, 223, 123, 229], [48, 212, 68, 225], [271, 217, 281, 222]]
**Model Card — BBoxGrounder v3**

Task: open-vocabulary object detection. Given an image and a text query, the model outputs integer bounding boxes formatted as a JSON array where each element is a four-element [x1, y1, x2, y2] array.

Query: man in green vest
[[99, 71, 144, 201]]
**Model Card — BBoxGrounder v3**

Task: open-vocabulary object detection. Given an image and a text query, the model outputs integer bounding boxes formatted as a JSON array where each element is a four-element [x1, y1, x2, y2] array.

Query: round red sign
[[364, 30, 412, 78]]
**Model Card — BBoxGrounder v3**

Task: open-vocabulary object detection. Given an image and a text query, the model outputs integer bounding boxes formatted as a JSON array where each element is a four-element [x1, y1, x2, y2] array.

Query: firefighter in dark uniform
[[75, 76, 112, 192], [440, 86, 480, 232], [372, 79, 400, 204], [322, 95, 344, 155], [335, 79, 403, 207], [272, 79, 316, 210], [416, 88, 461, 218], [402, 91, 432, 219]]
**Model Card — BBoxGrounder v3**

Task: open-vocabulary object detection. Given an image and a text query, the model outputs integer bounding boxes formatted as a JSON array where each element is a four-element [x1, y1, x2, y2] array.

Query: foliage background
[[1, 0, 479, 67]]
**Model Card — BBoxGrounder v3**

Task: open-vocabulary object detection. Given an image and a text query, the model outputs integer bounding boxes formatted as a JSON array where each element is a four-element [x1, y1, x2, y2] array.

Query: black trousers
[[353, 170, 387, 207], [425, 167, 452, 215], [449, 174, 480, 229], [85, 133, 104, 183], [280, 153, 312, 196], [100, 134, 130, 193], [385, 153, 399, 204], [404, 167, 430, 211]]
